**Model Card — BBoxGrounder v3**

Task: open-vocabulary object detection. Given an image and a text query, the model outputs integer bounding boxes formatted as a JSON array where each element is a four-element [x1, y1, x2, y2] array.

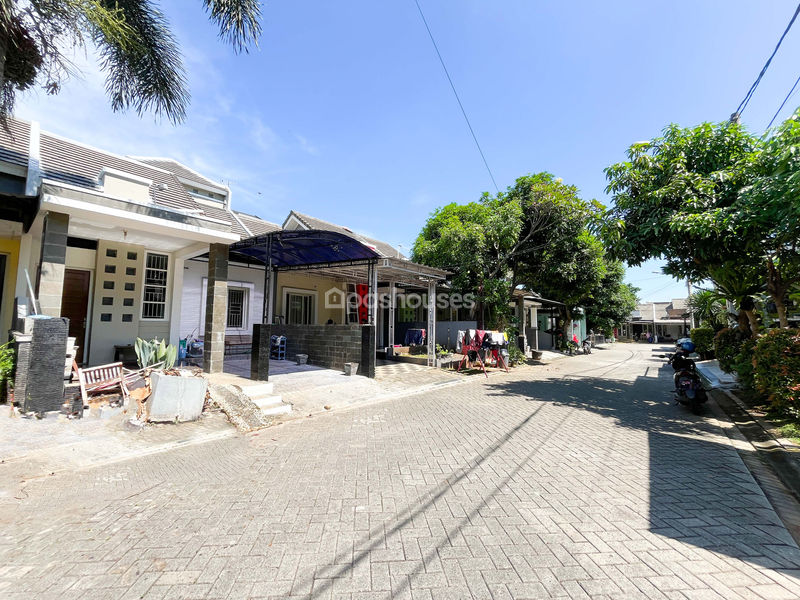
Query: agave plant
[[134, 337, 177, 370]]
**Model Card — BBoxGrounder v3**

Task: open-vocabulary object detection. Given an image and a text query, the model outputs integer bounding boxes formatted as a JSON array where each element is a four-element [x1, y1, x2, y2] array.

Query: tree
[[525, 230, 607, 341], [688, 289, 728, 331], [412, 201, 521, 329], [602, 120, 766, 332], [737, 110, 800, 327], [413, 173, 605, 332], [0, 0, 262, 123], [584, 260, 639, 335]]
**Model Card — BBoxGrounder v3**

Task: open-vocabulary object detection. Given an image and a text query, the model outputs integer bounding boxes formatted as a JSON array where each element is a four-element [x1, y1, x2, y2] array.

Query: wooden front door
[[61, 269, 91, 364]]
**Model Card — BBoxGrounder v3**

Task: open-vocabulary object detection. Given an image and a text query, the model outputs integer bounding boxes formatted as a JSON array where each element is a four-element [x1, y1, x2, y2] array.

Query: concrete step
[[238, 382, 274, 397], [253, 395, 283, 409], [261, 402, 292, 417]]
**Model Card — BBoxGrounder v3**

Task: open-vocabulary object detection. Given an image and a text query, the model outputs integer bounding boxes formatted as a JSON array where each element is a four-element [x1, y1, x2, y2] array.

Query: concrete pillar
[[168, 256, 185, 345], [251, 323, 271, 380], [360, 325, 376, 378], [427, 281, 436, 367], [37, 212, 69, 317], [203, 243, 228, 374], [388, 282, 395, 347]]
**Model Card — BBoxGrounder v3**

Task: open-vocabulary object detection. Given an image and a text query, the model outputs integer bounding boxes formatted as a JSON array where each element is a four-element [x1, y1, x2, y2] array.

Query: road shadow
[[483, 349, 800, 572]]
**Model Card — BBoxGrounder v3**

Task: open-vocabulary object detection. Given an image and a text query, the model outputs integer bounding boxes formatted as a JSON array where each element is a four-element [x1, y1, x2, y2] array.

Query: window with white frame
[[227, 287, 247, 328], [142, 252, 168, 319], [286, 292, 314, 325]]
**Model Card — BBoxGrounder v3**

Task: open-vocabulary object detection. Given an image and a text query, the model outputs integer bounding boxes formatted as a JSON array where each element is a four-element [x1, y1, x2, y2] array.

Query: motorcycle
[[665, 342, 707, 413], [182, 329, 204, 366], [581, 338, 592, 354]]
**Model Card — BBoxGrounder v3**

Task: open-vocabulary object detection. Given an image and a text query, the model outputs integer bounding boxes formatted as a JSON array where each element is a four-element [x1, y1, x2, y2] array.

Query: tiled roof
[[0, 119, 30, 167], [133, 157, 226, 191], [287, 211, 404, 259], [234, 212, 281, 237], [199, 203, 248, 236], [38, 131, 202, 213]]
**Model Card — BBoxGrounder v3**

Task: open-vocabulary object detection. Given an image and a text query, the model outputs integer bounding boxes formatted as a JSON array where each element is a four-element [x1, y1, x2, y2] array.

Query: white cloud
[[14, 44, 299, 224], [294, 133, 319, 156]]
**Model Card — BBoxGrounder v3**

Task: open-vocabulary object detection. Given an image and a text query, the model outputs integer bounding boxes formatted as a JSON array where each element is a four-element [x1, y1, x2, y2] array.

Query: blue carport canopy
[[229, 229, 380, 270]]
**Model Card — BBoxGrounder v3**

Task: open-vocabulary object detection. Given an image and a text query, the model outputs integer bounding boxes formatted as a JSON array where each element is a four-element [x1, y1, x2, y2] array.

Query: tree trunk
[[476, 298, 485, 330], [745, 310, 760, 335], [561, 306, 573, 347], [767, 258, 789, 328], [736, 309, 752, 337]]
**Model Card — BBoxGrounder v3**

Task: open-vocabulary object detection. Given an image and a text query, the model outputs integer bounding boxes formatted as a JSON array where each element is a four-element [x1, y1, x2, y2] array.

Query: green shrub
[[753, 329, 800, 414], [508, 343, 525, 365], [0, 341, 14, 400], [715, 328, 746, 373], [690, 327, 715, 358], [734, 337, 757, 391]]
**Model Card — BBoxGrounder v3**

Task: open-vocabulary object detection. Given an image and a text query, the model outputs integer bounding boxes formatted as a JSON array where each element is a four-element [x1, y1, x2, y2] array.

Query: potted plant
[[435, 344, 450, 368], [133, 338, 207, 422]]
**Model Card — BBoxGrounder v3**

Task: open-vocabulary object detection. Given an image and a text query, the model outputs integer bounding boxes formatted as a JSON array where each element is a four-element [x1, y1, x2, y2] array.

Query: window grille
[[227, 288, 246, 328], [142, 253, 168, 319]]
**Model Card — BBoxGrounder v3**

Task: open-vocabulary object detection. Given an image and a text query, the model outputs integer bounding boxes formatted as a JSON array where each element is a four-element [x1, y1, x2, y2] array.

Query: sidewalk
[[209, 356, 477, 419], [695, 358, 738, 389], [0, 404, 236, 487]]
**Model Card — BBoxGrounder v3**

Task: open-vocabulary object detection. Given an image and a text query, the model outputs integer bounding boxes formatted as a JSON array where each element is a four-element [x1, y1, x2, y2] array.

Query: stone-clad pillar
[[251, 323, 271, 380], [204, 243, 228, 374], [37, 212, 69, 317]]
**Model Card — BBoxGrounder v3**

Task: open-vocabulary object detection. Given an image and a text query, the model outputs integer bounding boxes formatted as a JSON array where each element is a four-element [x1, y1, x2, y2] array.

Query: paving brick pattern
[[2, 345, 800, 599]]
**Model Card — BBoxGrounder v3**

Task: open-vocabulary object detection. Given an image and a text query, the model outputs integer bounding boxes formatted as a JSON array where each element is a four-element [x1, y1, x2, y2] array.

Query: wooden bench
[[77, 362, 130, 406], [224, 334, 252, 355]]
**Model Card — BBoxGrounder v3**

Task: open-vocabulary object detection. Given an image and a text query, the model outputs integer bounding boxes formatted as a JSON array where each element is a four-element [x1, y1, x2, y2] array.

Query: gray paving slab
[[2, 344, 800, 599]]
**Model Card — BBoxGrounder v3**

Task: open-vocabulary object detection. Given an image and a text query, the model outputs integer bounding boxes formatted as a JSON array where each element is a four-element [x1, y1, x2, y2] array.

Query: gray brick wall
[[13, 316, 68, 412], [252, 324, 376, 377]]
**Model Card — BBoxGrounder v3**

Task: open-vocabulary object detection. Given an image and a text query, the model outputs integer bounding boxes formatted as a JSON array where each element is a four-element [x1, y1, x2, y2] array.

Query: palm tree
[[707, 263, 764, 336], [0, 0, 261, 123], [689, 289, 728, 330]]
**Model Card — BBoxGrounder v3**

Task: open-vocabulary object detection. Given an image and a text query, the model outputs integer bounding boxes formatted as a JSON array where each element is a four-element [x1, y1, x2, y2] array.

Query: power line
[[767, 71, 800, 129], [733, 2, 800, 120], [412, 0, 500, 194]]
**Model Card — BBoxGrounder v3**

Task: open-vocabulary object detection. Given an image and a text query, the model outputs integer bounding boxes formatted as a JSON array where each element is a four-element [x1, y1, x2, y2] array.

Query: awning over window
[[229, 229, 380, 269]]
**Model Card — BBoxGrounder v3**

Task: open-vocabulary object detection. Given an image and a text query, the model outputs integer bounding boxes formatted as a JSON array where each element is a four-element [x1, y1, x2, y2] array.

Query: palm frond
[[203, 0, 261, 53], [96, 0, 188, 123]]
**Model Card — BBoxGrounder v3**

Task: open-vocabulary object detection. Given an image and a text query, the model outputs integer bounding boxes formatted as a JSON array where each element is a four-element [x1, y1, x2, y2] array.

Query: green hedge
[[735, 337, 757, 392], [690, 327, 715, 358], [753, 329, 800, 413], [714, 328, 746, 373]]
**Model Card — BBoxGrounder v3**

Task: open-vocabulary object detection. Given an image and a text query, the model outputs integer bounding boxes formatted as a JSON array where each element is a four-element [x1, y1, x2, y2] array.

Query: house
[[0, 119, 450, 379], [0, 118, 240, 366], [622, 299, 690, 341]]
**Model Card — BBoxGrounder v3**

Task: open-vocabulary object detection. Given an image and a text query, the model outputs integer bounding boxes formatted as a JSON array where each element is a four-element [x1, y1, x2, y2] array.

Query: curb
[[708, 387, 800, 545], [718, 387, 800, 452]]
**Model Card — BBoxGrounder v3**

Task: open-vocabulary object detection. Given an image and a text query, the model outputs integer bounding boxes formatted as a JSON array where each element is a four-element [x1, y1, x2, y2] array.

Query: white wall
[[181, 259, 265, 339]]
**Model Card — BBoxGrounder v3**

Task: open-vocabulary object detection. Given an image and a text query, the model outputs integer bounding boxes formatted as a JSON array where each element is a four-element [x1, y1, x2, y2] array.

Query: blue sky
[[17, 0, 800, 302]]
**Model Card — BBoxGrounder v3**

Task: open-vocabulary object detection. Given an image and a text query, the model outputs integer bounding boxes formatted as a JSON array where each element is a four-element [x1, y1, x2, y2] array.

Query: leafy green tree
[[413, 173, 606, 332], [602, 120, 765, 332], [412, 201, 521, 329], [526, 230, 607, 341], [0, 0, 262, 122], [584, 260, 639, 335], [737, 110, 800, 326]]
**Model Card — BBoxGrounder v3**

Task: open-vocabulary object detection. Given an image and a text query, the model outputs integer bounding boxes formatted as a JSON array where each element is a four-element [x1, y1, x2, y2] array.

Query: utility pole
[[687, 278, 695, 329]]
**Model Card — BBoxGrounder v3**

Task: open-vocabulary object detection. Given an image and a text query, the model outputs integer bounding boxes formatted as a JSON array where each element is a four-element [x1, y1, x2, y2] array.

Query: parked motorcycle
[[582, 338, 592, 354], [665, 341, 707, 413], [182, 329, 204, 366]]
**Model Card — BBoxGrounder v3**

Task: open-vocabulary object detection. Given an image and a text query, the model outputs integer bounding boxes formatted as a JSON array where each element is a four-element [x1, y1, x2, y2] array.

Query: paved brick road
[[2, 344, 800, 599]]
